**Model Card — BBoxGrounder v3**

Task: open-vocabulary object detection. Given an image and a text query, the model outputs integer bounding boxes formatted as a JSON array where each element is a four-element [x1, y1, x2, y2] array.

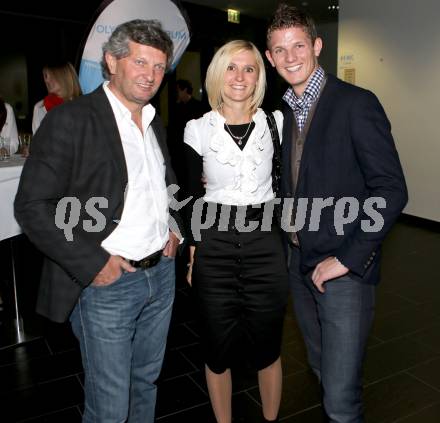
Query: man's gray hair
[[101, 19, 173, 80]]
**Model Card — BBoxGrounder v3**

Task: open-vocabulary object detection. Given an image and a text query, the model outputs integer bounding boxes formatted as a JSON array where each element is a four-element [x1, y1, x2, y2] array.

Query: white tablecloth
[[0, 155, 26, 241]]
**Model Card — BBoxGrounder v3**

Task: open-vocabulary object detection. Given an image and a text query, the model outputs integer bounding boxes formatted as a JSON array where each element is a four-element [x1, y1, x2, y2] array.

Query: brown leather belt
[[127, 250, 163, 269]]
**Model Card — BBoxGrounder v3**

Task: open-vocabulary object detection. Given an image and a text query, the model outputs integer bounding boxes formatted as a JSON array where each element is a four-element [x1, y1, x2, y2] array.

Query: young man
[[15, 20, 182, 423], [266, 4, 407, 422]]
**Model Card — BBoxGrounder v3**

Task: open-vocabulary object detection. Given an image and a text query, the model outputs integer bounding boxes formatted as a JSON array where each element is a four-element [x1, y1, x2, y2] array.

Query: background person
[[184, 40, 288, 423], [265, 4, 407, 422], [167, 78, 205, 192], [32, 61, 82, 134], [15, 20, 182, 423]]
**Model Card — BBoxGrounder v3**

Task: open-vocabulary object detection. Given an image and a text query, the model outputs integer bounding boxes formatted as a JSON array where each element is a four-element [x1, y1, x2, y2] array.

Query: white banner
[[79, 0, 190, 93]]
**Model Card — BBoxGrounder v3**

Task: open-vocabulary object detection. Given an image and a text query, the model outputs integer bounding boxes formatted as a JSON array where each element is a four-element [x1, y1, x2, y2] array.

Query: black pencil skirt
[[192, 206, 289, 374]]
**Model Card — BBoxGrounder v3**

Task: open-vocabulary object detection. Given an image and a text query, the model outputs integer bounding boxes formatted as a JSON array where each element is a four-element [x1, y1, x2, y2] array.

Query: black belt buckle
[[130, 250, 163, 269]]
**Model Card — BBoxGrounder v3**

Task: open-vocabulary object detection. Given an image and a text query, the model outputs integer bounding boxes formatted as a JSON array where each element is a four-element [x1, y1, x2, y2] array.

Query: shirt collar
[[283, 66, 325, 111], [103, 81, 156, 131]]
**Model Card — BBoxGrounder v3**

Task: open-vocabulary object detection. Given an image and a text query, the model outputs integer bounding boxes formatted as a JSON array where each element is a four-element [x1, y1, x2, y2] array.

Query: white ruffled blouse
[[183, 108, 283, 206]]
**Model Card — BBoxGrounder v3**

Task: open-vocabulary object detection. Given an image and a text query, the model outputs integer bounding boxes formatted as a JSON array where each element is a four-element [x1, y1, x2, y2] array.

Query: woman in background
[[184, 40, 288, 423], [32, 62, 82, 134]]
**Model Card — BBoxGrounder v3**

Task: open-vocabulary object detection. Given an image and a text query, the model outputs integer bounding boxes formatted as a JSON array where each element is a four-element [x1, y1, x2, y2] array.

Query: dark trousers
[[288, 246, 375, 423]]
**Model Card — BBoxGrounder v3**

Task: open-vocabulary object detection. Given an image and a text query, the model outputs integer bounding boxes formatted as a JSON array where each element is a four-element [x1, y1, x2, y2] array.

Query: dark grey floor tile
[[391, 222, 440, 249], [183, 319, 202, 339], [374, 289, 417, 319], [231, 366, 259, 393], [43, 321, 79, 354], [179, 342, 204, 370], [407, 357, 440, 391], [170, 290, 197, 324], [282, 311, 303, 345], [383, 255, 440, 297], [280, 405, 325, 422], [417, 298, 440, 319], [17, 406, 82, 423], [364, 373, 440, 423], [186, 369, 208, 395], [282, 353, 307, 377], [282, 339, 308, 367], [156, 375, 208, 418], [76, 372, 84, 387], [247, 370, 320, 419], [166, 322, 199, 349], [409, 322, 440, 353], [229, 392, 267, 422], [158, 391, 263, 422], [0, 349, 83, 394], [383, 222, 439, 253], [0, 376, 84, 422], [364, 336, 440, 384], [159, 349, 197, 381], [156, 402, 216, 422], [393, 402, 440, 422], [367, 334, 383, 348], [0, 322, 44, 354], [370, 304, 440, 341], [397, 279, 440, 304], [0, 339, 51, 367]]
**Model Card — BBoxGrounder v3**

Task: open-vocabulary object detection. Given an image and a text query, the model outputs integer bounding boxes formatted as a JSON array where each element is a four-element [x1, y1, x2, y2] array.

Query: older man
[[15, 20, 181, 423]]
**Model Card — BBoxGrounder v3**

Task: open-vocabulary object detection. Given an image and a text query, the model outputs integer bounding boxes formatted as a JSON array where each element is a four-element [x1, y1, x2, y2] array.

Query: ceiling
[[0, 1, 338, 24], [184, 0, 339, 21]]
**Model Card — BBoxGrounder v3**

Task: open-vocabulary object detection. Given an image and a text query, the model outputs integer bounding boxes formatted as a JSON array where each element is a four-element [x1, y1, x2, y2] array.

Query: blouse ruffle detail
[[208, 110, 270, 195]]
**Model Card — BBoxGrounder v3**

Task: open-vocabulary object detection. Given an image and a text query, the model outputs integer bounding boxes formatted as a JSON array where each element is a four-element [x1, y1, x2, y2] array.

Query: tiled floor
[[0, 218, 439, 422]]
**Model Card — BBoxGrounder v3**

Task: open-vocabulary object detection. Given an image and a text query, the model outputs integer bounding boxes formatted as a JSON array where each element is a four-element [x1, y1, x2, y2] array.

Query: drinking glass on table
[[0, 136, 11, 161], [20, 133, 31, 157]]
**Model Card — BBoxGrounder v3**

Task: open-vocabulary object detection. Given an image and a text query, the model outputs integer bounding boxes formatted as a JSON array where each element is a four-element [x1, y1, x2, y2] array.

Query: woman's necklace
[[224, 121, 253, 146]]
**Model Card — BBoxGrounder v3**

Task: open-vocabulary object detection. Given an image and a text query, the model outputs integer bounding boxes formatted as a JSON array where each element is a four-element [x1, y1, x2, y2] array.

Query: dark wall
[[180, 2, 286, 110], [0, 6, 94, 130]]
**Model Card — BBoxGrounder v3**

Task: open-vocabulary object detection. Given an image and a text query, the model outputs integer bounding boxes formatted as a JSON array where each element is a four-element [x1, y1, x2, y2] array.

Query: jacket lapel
[[282, 103, 294, 195], [151, 114, 176, 187], [151, 114, 167, 156], [90, 86, 128, 190], [297, 76, 335, 187]]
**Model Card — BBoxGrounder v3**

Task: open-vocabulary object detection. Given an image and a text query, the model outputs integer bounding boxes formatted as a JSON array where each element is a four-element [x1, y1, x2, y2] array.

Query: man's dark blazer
[[281, 74, 408, 283], [15, 86, 181, 323]]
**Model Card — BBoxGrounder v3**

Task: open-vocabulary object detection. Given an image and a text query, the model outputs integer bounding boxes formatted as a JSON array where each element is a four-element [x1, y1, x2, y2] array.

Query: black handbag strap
[[264, 110, 282, 198]]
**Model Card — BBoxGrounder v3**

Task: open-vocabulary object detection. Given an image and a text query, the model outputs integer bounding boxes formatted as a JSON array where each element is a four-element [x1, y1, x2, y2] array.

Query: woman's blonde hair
[[205, 40, 266, 113], [44, 62, 82, 100]]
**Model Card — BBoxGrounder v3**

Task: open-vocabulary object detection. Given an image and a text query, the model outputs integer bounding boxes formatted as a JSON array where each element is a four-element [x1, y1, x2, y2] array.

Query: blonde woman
[[32, 62, 82, 133], [184, 40, 288, 423]]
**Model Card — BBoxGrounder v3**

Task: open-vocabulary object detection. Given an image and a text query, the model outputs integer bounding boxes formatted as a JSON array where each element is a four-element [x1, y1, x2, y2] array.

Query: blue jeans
[[70, 256, 175, 423], [288, 247, 375, 423]]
